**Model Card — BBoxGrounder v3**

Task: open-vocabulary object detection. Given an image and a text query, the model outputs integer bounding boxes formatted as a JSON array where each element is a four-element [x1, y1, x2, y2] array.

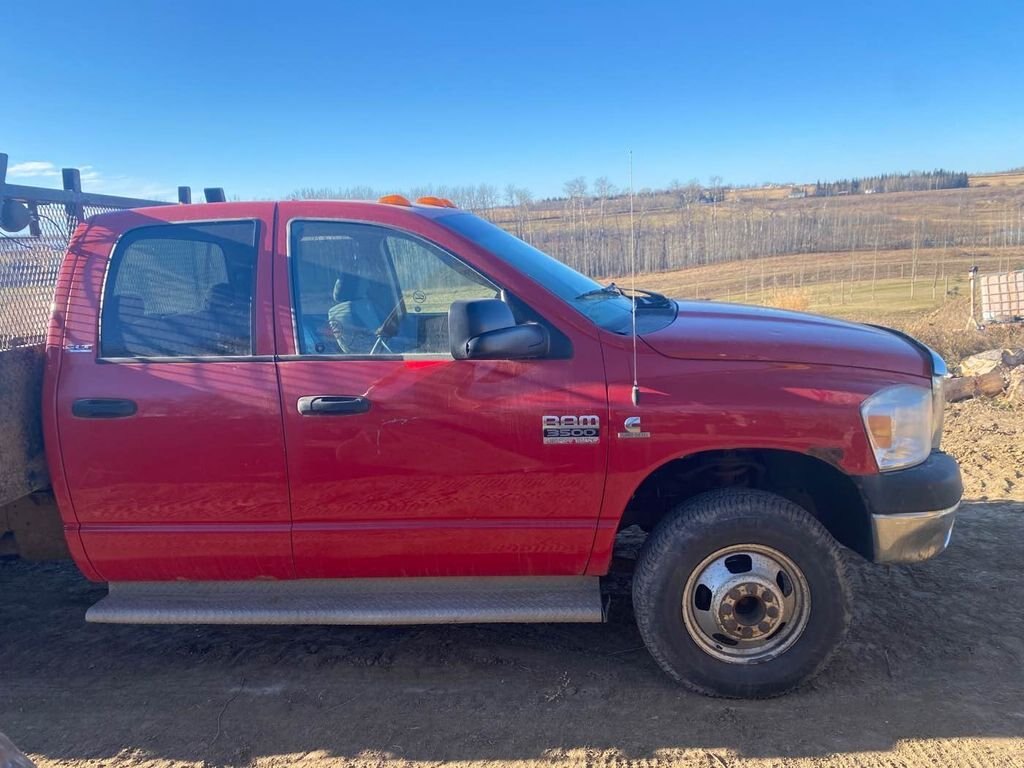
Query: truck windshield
[[437, 213, 671, 334]]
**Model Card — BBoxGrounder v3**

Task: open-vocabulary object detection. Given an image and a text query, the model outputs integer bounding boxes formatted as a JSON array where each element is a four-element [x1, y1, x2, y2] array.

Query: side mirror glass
[[449, 299, 550, 360], [464, 323, 549, 360]]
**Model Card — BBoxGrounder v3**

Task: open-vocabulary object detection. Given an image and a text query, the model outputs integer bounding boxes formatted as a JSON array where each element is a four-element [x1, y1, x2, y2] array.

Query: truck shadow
[[2, 500, 1022, 766]]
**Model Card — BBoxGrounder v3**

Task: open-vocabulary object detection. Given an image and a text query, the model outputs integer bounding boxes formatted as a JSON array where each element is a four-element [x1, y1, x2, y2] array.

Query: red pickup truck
[[41, 197, 962, 698]]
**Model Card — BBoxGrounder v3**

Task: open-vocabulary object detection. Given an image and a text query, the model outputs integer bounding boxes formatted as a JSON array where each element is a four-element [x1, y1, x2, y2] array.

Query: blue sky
[[4, 1, 1023, 201]]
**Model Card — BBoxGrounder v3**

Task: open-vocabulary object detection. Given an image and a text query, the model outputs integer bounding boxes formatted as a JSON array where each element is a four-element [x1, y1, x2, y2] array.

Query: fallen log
[[943, 370, 1007, 402]]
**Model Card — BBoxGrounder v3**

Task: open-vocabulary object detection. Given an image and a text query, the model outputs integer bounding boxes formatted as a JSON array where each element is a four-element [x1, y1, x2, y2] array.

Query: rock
[[960, 348, 1024, 377], [960, 349, 1003, 376], [1007, 367, 1024, 405]]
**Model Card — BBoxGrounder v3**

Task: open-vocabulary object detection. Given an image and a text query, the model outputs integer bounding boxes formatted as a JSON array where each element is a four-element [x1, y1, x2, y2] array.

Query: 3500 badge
[[542, 415, 601, 445]]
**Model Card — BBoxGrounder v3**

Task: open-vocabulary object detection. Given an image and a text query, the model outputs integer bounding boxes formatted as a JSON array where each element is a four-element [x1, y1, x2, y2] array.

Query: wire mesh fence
[[980, 270, 1024, 323], [0, 203, 125, 350]]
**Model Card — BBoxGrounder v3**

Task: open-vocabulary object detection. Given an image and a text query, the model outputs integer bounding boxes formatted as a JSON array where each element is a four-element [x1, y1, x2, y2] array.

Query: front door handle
[[297, 395, 371, 416], [72, 398, 138, 419]]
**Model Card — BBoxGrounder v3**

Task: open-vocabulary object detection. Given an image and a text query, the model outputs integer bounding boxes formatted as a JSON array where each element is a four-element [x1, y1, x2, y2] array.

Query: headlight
[[861, 385, 933, 471]]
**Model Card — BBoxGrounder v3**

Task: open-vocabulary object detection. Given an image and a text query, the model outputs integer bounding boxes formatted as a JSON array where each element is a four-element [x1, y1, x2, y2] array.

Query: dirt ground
[[3, 399, 1024, 768], [943, 397, 1024, 501]]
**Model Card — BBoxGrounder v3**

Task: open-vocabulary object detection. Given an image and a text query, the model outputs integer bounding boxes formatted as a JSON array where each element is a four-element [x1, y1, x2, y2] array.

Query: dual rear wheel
[[632, 489, 852, 698]]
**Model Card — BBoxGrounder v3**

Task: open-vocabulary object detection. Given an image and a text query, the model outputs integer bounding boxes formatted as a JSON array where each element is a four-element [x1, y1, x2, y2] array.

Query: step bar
[[86, 576, 604, 625]]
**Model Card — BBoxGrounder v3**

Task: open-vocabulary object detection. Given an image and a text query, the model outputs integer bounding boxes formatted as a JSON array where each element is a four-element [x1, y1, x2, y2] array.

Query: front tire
[[632, 489, 851, 698]]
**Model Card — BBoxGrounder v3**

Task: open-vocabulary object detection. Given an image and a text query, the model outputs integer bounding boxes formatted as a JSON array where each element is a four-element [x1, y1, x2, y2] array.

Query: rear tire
[[632, 488, 851, 698]]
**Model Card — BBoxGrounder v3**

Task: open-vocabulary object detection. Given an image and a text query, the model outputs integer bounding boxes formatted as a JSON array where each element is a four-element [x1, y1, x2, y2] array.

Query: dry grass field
[[613, 245, 1022, 308], [610, 252, 1024, 366], [970, 169, 1024, 188]]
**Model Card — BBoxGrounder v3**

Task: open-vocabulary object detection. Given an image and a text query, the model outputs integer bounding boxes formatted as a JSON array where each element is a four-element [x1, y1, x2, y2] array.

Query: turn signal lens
[[866, 414, 893, 449]]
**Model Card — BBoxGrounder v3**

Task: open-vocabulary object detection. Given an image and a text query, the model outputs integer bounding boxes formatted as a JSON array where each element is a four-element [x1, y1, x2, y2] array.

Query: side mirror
[[449, 299, 550, 360]]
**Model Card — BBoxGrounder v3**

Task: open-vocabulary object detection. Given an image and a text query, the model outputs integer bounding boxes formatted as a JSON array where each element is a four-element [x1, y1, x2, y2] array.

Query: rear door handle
[[297, 395, 371, 416], [72, 398, 138, 419]]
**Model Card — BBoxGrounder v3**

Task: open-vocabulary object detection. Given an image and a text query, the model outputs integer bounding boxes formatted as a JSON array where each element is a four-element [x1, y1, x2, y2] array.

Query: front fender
[[585, 345, 930, 574]]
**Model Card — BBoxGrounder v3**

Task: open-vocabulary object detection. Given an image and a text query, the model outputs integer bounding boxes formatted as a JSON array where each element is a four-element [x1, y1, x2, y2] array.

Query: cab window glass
[[100, 221, 257, 358], [290, 221, 498, 356]]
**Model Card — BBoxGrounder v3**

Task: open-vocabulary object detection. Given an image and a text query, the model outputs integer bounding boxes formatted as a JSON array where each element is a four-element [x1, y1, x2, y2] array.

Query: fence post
[[27, 202, 41, 237], [967, 266, 979, 329], [62, 167, 84, 224]]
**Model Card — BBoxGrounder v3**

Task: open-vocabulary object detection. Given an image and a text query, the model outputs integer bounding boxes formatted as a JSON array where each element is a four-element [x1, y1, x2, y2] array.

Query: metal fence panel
[[0, 203, 122, 350], [1, 152, 184, 351], [980, 270, 1024, 323]]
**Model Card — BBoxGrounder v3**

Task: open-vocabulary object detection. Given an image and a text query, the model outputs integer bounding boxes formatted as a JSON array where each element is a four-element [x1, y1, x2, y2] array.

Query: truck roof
[[89, 196, 463, 226]]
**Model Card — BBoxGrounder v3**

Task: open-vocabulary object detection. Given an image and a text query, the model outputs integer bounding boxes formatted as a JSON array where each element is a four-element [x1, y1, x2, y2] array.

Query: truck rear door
[[52, 203, 291, 580]]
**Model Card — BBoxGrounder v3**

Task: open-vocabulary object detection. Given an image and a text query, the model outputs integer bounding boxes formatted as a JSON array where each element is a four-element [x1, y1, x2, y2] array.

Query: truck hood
[[642, 301, 930, 377]]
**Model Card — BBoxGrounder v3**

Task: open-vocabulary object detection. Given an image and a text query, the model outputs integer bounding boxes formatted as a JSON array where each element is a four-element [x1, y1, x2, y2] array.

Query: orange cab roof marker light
[[415, 196, 458, 208], [378, 194, 412, 206]]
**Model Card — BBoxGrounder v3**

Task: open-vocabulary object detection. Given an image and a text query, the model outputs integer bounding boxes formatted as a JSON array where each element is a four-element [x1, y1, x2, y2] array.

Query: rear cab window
[[100, 221, 258, 359]]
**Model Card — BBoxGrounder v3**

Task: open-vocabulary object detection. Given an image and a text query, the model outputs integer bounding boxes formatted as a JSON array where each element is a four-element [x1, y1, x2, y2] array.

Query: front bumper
[[853, 452, 963, 564], [870, 503, 959, 564]]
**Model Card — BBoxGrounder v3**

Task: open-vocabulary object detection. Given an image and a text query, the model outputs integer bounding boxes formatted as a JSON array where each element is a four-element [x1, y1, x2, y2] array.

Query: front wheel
[[632, 489, 851, 698]]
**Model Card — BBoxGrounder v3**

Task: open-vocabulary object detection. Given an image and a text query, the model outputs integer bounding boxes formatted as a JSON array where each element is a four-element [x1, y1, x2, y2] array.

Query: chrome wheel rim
[[681, 543, 811, 664]]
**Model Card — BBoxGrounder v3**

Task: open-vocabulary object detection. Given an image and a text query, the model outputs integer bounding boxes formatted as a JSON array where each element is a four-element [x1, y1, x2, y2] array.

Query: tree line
[[812, 169, 969, 197], [290, 184, 509, 212]]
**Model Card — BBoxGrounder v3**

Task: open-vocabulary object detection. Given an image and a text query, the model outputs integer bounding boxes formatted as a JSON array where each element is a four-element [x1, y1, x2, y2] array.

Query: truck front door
[[274, 206, 609, 577]]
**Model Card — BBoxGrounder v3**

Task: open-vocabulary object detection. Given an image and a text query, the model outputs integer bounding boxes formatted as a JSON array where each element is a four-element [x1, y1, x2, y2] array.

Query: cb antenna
[[629, 150, 640, 407]]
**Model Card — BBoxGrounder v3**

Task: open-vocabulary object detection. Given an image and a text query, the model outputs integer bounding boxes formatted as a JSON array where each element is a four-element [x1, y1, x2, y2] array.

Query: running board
[[86, 576, 604, 625]]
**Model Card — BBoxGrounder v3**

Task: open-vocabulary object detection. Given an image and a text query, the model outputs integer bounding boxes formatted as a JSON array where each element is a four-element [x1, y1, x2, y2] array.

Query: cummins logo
[[542, 415, 601, 445]]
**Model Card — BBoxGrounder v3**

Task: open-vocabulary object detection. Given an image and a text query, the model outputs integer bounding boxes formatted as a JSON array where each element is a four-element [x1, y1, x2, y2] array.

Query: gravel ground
[[2, 400, 1023, 768]]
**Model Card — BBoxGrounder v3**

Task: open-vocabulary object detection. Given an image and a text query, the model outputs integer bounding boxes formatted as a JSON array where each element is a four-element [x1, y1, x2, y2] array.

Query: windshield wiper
[[629, 288, 673, 308], [576, 282, 673, 309], [575, 282, 625, 300]]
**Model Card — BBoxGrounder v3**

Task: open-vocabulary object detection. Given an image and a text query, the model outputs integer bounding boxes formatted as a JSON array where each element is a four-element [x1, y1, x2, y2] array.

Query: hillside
[[295, 170, 1024, 291], [488, 179, 1024, 281]]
